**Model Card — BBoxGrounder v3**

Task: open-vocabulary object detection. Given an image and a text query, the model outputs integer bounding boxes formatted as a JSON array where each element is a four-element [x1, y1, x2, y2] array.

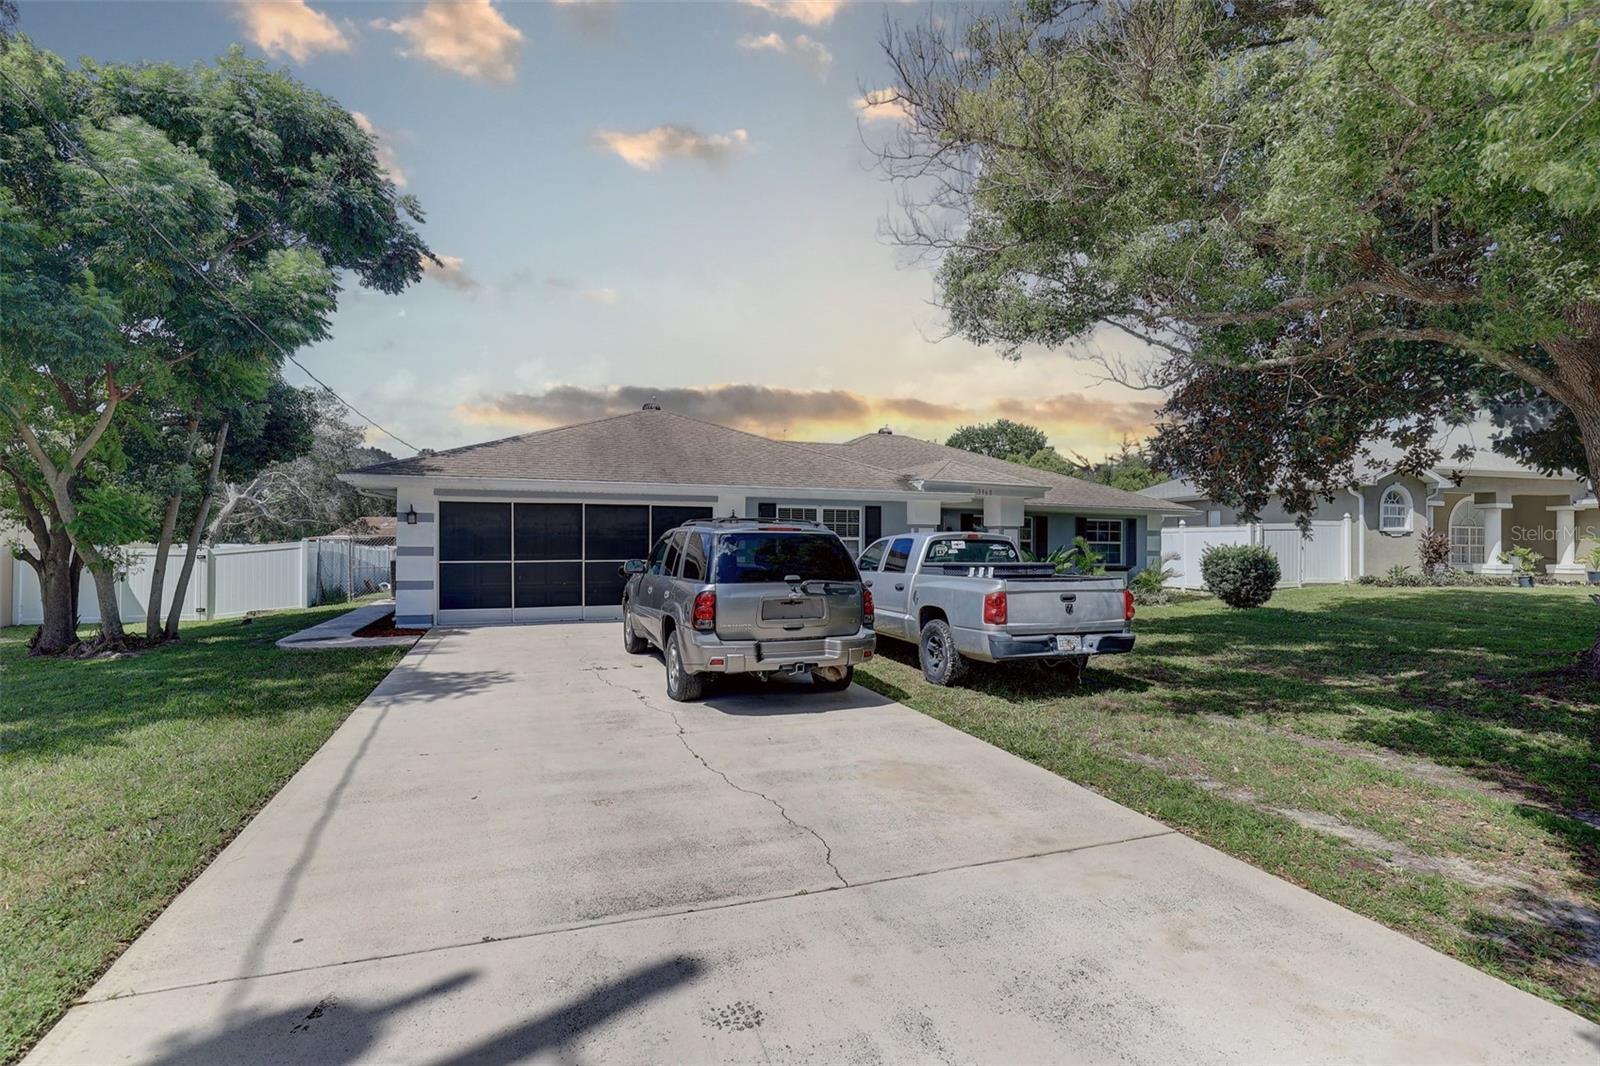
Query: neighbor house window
[[1206, 509, 1222, 527], [1449, 499, 1485, 567], [1379, 485, 1413, 533], [775, 505, 863, 555], [1084, 518, 1125, 567]]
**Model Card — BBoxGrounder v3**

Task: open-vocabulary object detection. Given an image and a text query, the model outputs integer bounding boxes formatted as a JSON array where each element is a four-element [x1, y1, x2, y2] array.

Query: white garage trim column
[[1548, 504, 1586, 582], [1478, 494, 1514, 576], [394, 485, 436, 627]]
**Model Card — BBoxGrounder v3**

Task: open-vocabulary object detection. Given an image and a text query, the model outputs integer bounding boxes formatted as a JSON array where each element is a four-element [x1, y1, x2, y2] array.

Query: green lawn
[[0, 606, 407, 1063], [858, 584, 1600, 1023]]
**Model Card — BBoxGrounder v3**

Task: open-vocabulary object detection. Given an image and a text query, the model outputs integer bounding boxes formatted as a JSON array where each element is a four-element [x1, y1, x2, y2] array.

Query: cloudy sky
[[21, 0, 1161, 458]]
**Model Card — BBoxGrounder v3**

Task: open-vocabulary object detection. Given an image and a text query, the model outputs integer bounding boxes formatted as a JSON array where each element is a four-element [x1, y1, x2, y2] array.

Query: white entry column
[[1479, 497, 1514, 575], [982, 494, 1025, 546], [1548, 504, 1585, 582]]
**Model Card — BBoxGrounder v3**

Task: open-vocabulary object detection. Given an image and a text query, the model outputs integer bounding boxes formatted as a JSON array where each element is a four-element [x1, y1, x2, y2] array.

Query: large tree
[[883, 1, 1600, 669], [0, 39, 430, 652], [946, 418, 1050, 458]]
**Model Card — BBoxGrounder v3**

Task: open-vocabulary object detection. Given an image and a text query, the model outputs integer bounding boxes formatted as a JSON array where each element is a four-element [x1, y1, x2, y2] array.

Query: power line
[[0, 64, 422, 454]]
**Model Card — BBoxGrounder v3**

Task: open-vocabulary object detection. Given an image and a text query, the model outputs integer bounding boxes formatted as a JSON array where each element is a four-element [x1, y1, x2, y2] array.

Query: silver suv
[[620, 517, 876, 701]]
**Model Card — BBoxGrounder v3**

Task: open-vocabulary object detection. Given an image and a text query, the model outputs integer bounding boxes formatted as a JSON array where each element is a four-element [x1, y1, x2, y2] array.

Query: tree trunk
[[144, 415, 202, 637], [165, 420, 229, 639], [1571, 396, 1600, 678], [88, 563, 125, 645], [27, 549, 76, 655]]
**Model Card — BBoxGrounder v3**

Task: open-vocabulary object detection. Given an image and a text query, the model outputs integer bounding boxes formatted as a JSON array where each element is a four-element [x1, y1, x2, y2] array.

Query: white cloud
[[738, 0, 846, 27], [234, 0, 350, 63], [375, 0, 523, 84], [854, 87, 912, 124], [350, 111, 408, 188], [580, 287, 619, 304], [592, 125, 750, 170], [423, 254, 481, 292], [739, 32, 831, 78]]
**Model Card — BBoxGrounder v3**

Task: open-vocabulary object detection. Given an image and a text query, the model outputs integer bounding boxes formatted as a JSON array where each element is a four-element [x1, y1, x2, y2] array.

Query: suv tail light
[[692, 590, 716, 632], [861, 586, 874, 625], [1123, 588, 1135, 622], [982, 589, 1007, 625]]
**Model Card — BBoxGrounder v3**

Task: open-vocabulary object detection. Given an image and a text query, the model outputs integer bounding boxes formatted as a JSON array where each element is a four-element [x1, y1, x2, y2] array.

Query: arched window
[[1378, 484, 1413, 533], [1448, 498, 1485, 567]]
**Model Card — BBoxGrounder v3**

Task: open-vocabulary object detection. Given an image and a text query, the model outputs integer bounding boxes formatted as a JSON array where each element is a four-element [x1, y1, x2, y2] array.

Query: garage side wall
[[395, 483, 436, 627]]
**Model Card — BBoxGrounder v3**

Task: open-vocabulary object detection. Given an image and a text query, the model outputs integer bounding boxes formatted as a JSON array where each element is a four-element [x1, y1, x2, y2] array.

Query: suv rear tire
[[918, 618, 969, 686], [621, 609, 648, 654], [665, 630, 706, 702]]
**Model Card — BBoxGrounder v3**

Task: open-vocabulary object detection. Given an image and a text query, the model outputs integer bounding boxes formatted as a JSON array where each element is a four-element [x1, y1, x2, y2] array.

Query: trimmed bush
[[1129, 563, 1174, 606], [1200, 544, 1280, 608]]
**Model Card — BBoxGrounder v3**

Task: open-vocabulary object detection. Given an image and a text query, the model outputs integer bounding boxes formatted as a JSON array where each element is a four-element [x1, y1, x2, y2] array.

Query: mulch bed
[[351, 612, 430, 638]]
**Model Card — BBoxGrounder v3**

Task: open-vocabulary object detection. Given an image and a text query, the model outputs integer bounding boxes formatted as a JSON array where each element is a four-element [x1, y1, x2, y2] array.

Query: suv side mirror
[[621, 559, 647, 575]]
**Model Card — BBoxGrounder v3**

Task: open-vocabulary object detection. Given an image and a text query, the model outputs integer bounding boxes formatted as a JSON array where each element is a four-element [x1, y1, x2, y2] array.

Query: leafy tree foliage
[[0, 38, 429, 651], [883, 0, 1600, 667], [946, 418, 1049, 459]]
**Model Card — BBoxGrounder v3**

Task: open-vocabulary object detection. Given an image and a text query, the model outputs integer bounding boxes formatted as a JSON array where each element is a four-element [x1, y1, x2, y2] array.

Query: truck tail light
[[692, 590, 716, 632], [1123, 588, 1136, 622], [982, 590, 1007, 625], [861, 587, 874, 626]]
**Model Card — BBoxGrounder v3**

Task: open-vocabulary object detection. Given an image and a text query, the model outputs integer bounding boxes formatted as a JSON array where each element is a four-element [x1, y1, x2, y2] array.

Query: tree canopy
[[945, 418, 1050, 458], [883, 0, 1600, 523]]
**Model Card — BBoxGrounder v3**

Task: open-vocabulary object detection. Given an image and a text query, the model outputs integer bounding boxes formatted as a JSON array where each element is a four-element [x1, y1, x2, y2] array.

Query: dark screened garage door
[[438, 501, 712, 619]]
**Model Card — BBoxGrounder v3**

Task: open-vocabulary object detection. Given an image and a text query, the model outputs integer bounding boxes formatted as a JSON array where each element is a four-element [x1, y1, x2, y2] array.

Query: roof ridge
[[656, 409, 931, 482]]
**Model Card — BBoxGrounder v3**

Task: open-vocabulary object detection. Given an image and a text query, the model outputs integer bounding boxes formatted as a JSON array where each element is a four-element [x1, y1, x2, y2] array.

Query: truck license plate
[[1055, 635, 1081, 652]]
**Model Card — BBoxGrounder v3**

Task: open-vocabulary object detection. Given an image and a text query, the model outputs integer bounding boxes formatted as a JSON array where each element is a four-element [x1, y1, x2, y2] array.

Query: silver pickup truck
[[858, 531, 1134, 685]]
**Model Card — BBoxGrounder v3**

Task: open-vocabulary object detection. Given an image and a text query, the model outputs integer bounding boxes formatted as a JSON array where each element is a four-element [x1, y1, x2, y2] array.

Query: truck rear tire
[[918, 619, 969, 686], [812, 665, 854, 692]]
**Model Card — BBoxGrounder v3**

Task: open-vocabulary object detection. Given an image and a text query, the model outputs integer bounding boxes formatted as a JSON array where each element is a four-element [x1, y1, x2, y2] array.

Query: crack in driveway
[[587, 666, 849, 888]]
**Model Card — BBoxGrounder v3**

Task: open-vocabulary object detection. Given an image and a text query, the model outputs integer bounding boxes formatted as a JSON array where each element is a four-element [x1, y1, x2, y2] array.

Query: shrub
[[1200, 544, 1280, 608], [1359, 569, 1515, 588], [1417, 530, 1451, 575], [1129, 563, 1174, 606]]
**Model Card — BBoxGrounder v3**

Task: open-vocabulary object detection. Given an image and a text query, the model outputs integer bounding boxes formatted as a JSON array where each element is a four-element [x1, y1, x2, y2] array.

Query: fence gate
[[1259, 528, 1303, 587], [1161, 517, 1352, 590]]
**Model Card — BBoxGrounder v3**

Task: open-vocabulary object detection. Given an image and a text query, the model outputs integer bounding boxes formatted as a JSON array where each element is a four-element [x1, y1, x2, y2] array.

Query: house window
[[775, 505, 863, 555], [1449, 499, 1485, 567], [1379, 485, 1413, 533], [1206, 509, 1222, 527], [1084, 518, 1125, 567], [1020, 516, 1035, 555]]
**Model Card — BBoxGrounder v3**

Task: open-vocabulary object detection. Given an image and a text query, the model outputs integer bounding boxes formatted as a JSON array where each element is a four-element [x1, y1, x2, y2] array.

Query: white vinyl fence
[[1162, 517, 1352, 590], [11, 539, 395, 626]]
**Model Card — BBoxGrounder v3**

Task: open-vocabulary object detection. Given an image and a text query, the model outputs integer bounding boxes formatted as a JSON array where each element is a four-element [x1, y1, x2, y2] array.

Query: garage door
[[438, 501, 712, 623]]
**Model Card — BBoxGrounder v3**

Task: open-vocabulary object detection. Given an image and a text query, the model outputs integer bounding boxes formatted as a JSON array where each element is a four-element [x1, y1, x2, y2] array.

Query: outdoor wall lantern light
[[405, 505, 418, 525]]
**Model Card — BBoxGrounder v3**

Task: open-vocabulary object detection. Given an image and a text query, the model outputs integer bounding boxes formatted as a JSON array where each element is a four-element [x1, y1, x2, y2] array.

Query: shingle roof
[[347, 409, 912, 492], [348, 410, 1189, 513], [815, 433, 1189, 513]]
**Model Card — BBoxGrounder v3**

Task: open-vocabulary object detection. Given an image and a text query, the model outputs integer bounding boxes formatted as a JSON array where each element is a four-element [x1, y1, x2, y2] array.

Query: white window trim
[[1083, 517, 1126, 567], [1378, 483, 1414, 533], [1020, 515, 1035, 555], [775, 503, 864, 555]]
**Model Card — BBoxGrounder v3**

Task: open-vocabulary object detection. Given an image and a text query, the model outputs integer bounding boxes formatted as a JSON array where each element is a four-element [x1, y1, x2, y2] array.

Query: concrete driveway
[[30, 624, 1599, 1064]]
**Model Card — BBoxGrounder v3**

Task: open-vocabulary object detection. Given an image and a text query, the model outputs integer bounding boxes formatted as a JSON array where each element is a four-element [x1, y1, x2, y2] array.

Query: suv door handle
[[894, 583, 905, 591]]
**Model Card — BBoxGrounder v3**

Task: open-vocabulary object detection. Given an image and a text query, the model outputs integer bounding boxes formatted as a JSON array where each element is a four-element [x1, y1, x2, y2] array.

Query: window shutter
[[1122, 519, 1137, 570], [1033, 514, 1049, 554], [756, 502, 776, 520], [1074, 516, 1087, 542], [864, 505, 882, 543]]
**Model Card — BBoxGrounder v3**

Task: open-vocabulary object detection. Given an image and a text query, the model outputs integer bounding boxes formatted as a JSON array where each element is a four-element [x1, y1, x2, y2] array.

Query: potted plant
[[1497, 546, 1541, 587], [1586, 546, 1600, 585]]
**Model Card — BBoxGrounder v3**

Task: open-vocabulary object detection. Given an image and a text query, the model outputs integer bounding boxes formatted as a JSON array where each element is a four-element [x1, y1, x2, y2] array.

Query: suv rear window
[[924, 537, 1022, 564], [713, 533, 859, 584]]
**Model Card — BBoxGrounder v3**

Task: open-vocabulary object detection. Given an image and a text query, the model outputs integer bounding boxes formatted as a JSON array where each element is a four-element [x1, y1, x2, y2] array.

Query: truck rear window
[[713, 533, 859, 584], [924, 537, 1022, 564]]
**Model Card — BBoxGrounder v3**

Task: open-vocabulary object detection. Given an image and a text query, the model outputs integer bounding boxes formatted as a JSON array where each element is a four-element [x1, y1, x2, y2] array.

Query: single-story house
[[1144, 422, 1596, 581], [341, 406, 1192, 627]]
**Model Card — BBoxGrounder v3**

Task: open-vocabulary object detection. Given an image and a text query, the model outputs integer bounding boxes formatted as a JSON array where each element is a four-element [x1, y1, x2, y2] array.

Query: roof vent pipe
[[642, 401, 662, 411], [877, 425, 893, 435]]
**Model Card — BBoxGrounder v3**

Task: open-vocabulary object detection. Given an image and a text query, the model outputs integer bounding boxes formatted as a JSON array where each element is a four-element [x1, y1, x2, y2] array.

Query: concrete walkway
[[275, 600, 420, 652], [30, 624, 1600, 1064]]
